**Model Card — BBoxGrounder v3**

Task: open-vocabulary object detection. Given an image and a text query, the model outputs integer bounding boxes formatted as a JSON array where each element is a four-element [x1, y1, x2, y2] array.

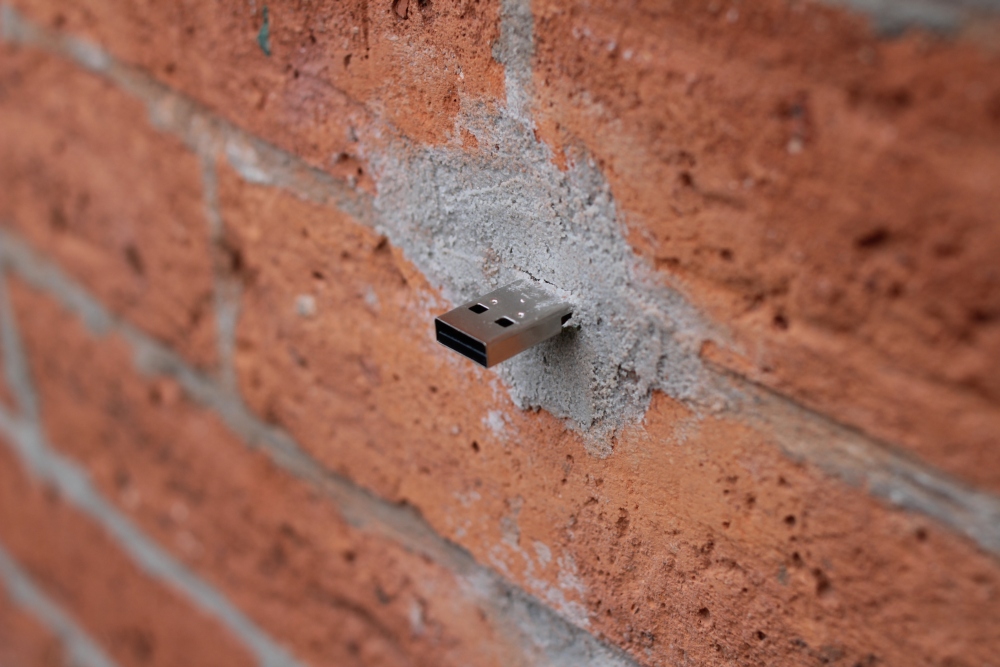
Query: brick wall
[[0, 2, 998, 666]]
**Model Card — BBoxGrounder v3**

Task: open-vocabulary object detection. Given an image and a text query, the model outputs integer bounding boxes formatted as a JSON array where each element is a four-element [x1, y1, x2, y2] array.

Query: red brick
[[0, 46, 217, 369], [223, 166, 1000, 666], [531, 0, 1000, 491], [0, 336, 12, 411], [10, 279, 534, 667], [10, 0, 504, 161], [0, 580, 67, 667], [0, 434, 257, 667]]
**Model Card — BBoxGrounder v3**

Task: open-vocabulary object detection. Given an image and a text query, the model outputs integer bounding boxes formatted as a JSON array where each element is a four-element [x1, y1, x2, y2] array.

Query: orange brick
[[0, 45, 217, 368], [531, 0, 1000, 491], [9, 0, 504, 156], [10, 279, 535, 667], [0, 580, 68, 667], [222, 166, 1000, 666], [0, 337, 12, 411], [0, 435, 257, 667]]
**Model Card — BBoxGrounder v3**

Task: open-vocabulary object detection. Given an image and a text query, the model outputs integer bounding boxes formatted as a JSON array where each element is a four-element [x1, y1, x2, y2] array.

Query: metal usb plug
[[434, 280, 573, 368]]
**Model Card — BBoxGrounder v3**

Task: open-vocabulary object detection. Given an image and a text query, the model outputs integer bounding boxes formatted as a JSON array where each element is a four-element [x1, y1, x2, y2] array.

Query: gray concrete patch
[[367, 0, 728, 454], [370, 114, 729, 454]]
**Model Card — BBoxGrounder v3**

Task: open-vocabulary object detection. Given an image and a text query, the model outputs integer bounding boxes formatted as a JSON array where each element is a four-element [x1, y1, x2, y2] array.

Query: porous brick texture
[[8, 0, 504, 179], [0, 333, 12, 410], [532, 0, 1000, 490], [0, 437, 258, 667], [0, 1, 999, 666], [0, 45, 218, 368], [222, 161, 1000, 665], [0, 582, 67, 667], [9, 280, 532, 667]]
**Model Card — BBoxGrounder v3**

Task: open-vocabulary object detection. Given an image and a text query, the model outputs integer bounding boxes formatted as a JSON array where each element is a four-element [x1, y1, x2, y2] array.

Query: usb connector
[[434, 280, 573, 368]]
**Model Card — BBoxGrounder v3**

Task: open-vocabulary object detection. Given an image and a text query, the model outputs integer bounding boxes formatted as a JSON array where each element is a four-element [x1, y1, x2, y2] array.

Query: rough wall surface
[[0, 1, 998, 666]]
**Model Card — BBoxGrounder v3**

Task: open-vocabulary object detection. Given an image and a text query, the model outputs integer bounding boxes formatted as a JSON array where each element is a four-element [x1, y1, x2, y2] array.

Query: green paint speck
[[257, 6, 271, 56]]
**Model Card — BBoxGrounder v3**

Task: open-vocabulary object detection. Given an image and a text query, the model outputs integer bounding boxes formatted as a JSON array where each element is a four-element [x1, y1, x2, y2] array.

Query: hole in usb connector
[[469, 303, 489, 314], [561, 313, 573, 325], [435, 320, 487, 366], [495, 317, 516, 328]]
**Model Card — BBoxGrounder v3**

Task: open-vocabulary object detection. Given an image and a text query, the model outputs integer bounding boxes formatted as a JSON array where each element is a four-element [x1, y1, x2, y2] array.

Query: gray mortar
[[0, 255, 305, 667], [0, 544, 119, 667], [2, 0, 1000, 464], [823, 0, 1000, 33], [0, 231, 643, 667], [2, 4, 1000, 664], [4, 4, 1000, 554], [367, 1, 727, 455]]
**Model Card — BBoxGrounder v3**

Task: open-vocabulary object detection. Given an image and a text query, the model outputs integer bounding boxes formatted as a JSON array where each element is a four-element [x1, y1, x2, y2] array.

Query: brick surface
[[0, 579, 67, 667], [5, 3, 1000, 666], [0, 45, 217, 369], [0, 333, 12, 411], [0, 434, 257, 667], [9, 0, 504, 165], [11, 279, 536, 667], [223, 166, 1000, 666], [531, 0, 1000, 491]]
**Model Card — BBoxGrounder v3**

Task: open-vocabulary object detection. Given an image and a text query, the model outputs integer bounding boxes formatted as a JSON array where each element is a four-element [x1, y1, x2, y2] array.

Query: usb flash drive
[[434, 280, 573, 368]]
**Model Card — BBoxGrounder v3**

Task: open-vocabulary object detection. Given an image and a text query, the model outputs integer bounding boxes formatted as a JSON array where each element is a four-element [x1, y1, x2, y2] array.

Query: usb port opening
[[434, 280, 572, 367], [435, 319, 488, 367]]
